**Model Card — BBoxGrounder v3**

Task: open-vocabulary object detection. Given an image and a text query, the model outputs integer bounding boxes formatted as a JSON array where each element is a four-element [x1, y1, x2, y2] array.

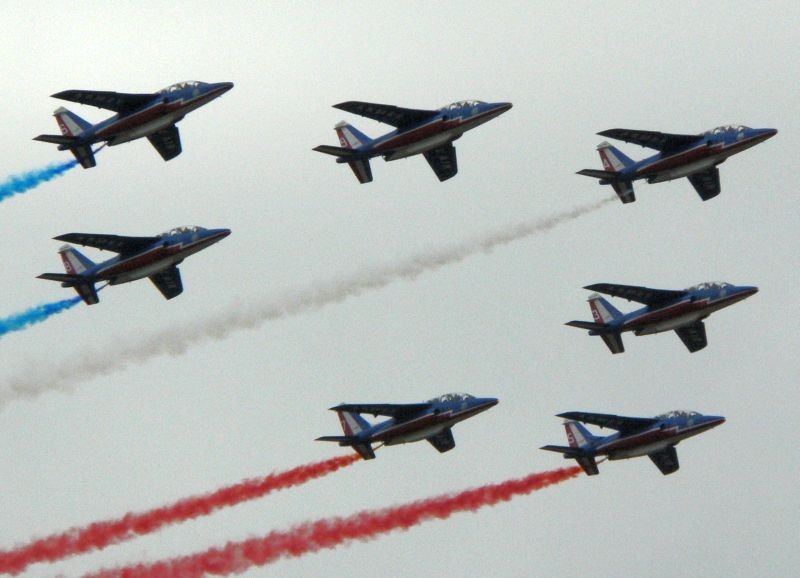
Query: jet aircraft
[[34, 81, 234, 168], [313, 99, 512, 183], [541, 410, 725, 475], [38, 226, 230, 304], [566, 282, 757, 353], [316, 392, 498, 459], [577, 125, 777, 203]]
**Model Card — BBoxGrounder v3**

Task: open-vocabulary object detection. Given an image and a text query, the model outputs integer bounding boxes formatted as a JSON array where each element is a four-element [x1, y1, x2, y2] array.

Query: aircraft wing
[[585, 283, 687, 307], [557, 412, 658, 434], [149, 266, 183, 300], [686, 167, 721, 201], [598, 128, 700, 153], [333, 101, 438, 129], [331, 402, 432, 420], [147, 125, 182, 161], [423, 143, 458, 181], [674, 321, 707, 352], [54, 233, 160, 255], [648, 446, 680, 475], [426, 428, 456, 453], [51, 90, 156, 114]]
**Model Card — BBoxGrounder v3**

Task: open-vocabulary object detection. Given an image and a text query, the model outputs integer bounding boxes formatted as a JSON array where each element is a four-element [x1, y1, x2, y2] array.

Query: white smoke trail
[[0, 198, 614, 407]]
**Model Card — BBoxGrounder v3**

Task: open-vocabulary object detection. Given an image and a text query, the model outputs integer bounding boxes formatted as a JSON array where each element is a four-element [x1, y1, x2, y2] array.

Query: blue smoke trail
[[0, 159, 78, 204], [0, 296, 82, 338]]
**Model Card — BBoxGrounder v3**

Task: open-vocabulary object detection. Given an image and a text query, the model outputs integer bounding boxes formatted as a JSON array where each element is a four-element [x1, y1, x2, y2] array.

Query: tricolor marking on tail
[[54, 107, 92, 138], [337, 409, 370, 436], [58, 244, 94, 275]]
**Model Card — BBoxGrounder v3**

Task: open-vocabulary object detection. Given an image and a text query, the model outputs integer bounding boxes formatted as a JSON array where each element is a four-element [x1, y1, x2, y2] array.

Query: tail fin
[[540, 421, 600, 475], [337, 409, 370, 436], [334, 121, 370, 149], [316, 410, 375, 459], [588, 293, 625, 353], [587, 293, 623, 324], [313, 122, 374, 184], [564, 421, 599, 449], [578, 141, 636, 203], [58, 244, 95, 275], [33, 107, 97, 168], [53, 107, 93, 138]]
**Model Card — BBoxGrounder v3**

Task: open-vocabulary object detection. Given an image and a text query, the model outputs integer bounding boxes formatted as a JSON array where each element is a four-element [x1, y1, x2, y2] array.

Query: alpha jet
[[566, 282, 757, 353], [313, 99, 512, 183], [316, 393, 498, 459], [541, 410, 725, 475], [38, 226, 230, 304], [34, 81, 233, 168], [577, 125, 777, 203]]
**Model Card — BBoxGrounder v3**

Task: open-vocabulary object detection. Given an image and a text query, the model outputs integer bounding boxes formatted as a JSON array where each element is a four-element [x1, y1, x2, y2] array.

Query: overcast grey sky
[[0, 2, 797, 576]]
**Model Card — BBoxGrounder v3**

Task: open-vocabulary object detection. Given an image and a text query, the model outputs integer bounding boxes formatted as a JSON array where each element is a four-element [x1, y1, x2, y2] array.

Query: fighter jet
[[578, 125, 777, 202], [566, 282, 757, 353], [313, 99, 512, 183], [34, 81, 234, 168], [316, 393, 498, 459], [541, 410, 725, 475], [38, 226, 230, 304]]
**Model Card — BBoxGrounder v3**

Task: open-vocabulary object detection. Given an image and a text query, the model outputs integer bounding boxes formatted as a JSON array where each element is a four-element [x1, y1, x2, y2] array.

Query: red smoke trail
[[86, 466, 581, 578], [0, 454, 359, 575]]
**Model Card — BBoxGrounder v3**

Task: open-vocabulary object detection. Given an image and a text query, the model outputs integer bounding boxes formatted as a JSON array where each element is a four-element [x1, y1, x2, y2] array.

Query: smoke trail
[[0, 297, 81, 339], [0, 160, 78, 203], [85, 466, 582, 578], [0, 198, 614, 406], [0, 454, 359, 575]]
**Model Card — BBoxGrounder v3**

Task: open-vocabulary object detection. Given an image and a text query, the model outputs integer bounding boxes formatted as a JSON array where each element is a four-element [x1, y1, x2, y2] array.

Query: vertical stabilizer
[[335, 121, 370, 149], [596, 141, 636, 203], [337, 409, 370, 436], [54, 107, 92, 137], [588, 293, 622, 323], [564, 421, 598, 449], [58, 244, 95, 275], [587, 293, 625, 354]]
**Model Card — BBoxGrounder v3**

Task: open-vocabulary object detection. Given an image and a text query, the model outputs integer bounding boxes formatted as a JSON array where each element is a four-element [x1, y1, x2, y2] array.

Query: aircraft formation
[[26, 85, 777, 474], [12, 83, 777, 551]]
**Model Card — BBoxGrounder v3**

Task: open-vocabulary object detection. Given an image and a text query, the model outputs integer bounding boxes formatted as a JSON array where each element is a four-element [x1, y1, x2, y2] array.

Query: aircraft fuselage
[[353, 103, 512, 162], [86, 229, 229, 285], [596, 417, 725, 460], [613, 286, 757, 336], [85, 83, 232, 146], [624, 128, 777, 183], [370, 398, 497, 446]]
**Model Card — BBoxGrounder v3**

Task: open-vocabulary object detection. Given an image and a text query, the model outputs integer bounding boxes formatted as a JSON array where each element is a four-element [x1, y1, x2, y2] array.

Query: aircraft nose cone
[[494, 102, 513, 114], [206, 228, 231, 242], [477, 397, 499, 410], [211, 82, 234, 94], [738, 285, 758, 298], [706, 415, 726, 428]]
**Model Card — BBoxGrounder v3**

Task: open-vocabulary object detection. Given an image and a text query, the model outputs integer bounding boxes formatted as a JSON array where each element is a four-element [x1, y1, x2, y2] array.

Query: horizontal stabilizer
[[316, 435, 354, 444], [565, 320, 610, 332], [37, 272, 79, 285], [313, 144, 362, 158], [576, 168, 617, 180], [33, 134, 76, 146], [540, 444, 581, 456]]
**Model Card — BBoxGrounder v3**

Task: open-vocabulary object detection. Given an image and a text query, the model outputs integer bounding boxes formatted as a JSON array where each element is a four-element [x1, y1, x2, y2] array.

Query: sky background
[[0, 2, 797, 576]]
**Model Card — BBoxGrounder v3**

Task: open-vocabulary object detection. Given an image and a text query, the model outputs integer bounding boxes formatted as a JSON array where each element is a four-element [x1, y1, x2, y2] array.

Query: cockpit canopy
[[684, 281, 733, 291], [655, 410, 701, 419], [427, 392, 476, 403], [704, 125, 749, 135], [160, 225, 206, 237], [438, 100, 486, 111], [158, 81, 204, 94]]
